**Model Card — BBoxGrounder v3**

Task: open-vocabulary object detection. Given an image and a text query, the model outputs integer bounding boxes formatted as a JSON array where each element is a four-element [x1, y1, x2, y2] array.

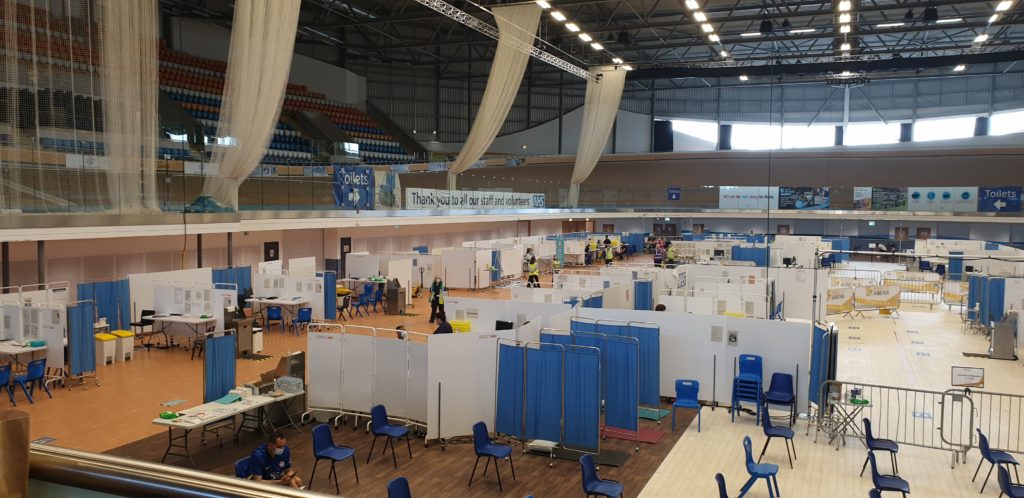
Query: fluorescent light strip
[[876, 22, 905, 28], [551, 10, 566, 21], [612, 57, 623, 64], [693, 11, 707, 22], [565, 22, 580, 32], [578, 33, 592, 42], [536, 0, 551, 8], [590, 42, 603, 50], [701, 23, 714, 32], [788, 28, 815, 34], [995, 0, 1012, 11], [740, 32, 761, 37], [935, 18, 964, 23], [839, 13, 851, 23], [708, 33, 720, 41]]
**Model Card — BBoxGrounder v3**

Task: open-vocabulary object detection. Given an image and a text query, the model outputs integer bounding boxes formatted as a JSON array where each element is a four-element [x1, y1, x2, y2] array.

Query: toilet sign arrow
[[994, 199, 1007, 210]]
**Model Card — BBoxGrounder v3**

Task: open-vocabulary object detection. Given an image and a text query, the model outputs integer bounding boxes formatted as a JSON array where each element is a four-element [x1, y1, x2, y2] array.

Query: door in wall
[[894, 227, 910, 240], [602, 224, 615, 233], [561, 220, 594, 233], [339, 237, 352, 277], [517, 220, 531, 237], [916, 228, 931, 240], [777, 225, 792, 235], [691, 224, 704, 235], [263, 241, 280, 261]]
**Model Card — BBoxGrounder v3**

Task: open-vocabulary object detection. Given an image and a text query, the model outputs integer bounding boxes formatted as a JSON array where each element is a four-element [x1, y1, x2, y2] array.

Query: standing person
[[527, 256, 540, 288], [666, 242, 677, 268], [246, 432, 303, 488], [604, 244, 614, 266], [429, 276, 445, 324], [654, 244, 665, 266]]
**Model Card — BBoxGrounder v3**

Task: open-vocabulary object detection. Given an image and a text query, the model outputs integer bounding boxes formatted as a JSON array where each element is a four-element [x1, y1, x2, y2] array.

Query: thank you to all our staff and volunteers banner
[[405, 188, 545, 209]]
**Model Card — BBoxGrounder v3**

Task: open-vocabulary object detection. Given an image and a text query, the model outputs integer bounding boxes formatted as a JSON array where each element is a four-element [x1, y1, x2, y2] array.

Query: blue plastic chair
[[12, 358, 50, 404], [999, 465, 1024, 498], [764, 373, 796, 426], [580, 454, 623, 498], [290, 307, 313, 336], [234, 456, 251, 478], [716, 473, 729, 498], [732, 355, 764, 425], [387, 476, 412, 498], [975, 428, 1020, 493], [309, 424, 358, 493], [868, 451, 909, 496], [737, 354, 763, 382], [371, 288, 384, 312], [860, 418, 899, 477], [758, 405, 797, 469], [368, 404, 412, 468], [672, 379, 701, 432], [265, 306, 284, 333], [738, 436, 779, 498], [869, 490, 882, 498], [355, 284, 374, 317], [469, 421, 515, 491], [0, 364, 14, 406]]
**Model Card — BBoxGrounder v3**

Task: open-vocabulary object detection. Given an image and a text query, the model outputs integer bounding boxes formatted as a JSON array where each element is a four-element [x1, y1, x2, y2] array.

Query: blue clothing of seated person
[[433, 312, 453, 334], [246, 432, 304, 488]]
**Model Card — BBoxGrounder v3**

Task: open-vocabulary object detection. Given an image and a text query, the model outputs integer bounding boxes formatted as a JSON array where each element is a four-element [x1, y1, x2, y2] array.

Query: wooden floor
[[107, 402, 695, 498], [640, 303, 1024, 497]]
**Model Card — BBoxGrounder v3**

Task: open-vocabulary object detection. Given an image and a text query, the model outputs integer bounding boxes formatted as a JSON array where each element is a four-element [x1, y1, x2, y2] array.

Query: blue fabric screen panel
[[570, 318, 598, 334], [603, 336, 639, 432], [525, 347, 563, 443], [629, 324, 660, 407], [321, 272, 337, 320], [634, 280, 653, 311], [68, 302, 97, 376], [204, 334, 237, 403], [496, 344, 525, 438], [564, 346, 600, 450], [77, 280, 131, 330]]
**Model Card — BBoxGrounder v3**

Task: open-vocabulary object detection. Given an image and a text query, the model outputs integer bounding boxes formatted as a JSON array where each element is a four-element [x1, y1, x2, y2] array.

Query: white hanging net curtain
[[198, 0, 301, 211], [446, 3, 542, 179], [98, 0, 160, 212], [568, 66, 627, 207]]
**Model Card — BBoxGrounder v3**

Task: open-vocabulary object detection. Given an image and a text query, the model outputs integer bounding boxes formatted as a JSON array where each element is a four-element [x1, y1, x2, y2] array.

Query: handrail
[[29, 443, 340, 498]]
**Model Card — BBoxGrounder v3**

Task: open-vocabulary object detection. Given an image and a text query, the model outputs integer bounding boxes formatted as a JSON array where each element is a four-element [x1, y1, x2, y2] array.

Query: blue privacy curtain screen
[[76, 280, 130, 329], [68, 301, 97, 376], [204, 334, 237, 402]]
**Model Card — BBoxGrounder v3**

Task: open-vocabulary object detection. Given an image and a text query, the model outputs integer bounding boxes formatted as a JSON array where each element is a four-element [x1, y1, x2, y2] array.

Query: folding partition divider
[[633, 279, 654, 311], [76, 279, 131, 330], [203, 334, 236, 402]]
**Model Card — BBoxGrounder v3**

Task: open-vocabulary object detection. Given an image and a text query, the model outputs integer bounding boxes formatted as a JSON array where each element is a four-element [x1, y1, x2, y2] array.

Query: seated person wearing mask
[[433, 312, 453, 334], [247, 432, 303, 488]]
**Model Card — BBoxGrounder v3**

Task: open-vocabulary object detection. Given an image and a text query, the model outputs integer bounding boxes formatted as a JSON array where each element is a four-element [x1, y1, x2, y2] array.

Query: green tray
[[851, 398, 870, 405]]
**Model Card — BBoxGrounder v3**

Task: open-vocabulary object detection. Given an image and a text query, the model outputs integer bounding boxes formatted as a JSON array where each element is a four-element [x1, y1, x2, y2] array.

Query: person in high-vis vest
[[666, 242, 678, 268], [527, 257, 540, 288], [429, 276, 445, 323], [604, 245, 614, 265]]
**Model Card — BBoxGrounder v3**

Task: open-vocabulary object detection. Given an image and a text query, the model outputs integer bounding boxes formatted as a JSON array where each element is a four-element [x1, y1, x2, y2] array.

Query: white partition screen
[[307, 331, 344, 410], [373, 336, 410, 417], [342, 333, 375, 413]]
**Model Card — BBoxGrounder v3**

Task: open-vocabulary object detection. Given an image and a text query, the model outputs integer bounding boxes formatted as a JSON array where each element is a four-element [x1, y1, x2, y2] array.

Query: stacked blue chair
[[672, 379, 701, 432], [975, 428, 1020, 493], [469, 421, 515, 491], [579, 454, 623, 498], [739, 436, 780, 497], [731, 354, 763, 425], [867, 451, 909, 496], [763, 373, 796, 426]]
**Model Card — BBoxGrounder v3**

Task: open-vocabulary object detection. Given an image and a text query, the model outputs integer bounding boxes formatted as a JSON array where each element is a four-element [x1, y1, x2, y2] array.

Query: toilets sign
[[405, 188, 545, 209], [977, 187, 1021, 212]]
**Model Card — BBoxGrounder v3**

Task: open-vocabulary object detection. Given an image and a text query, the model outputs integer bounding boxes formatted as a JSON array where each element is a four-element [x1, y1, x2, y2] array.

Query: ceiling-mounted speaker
[[922, 5, 939, 23], [781, 19, 792, 28], [760, 19, 773, 35], [618, 31, 630, 43]]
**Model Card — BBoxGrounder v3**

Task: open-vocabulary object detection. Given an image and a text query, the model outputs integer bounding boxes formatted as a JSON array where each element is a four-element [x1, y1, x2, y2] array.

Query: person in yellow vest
[[666, 242, 677, 268], [429, 276, 445, 323], [527, 257, 540, 288], [604, 245, 614, 265]]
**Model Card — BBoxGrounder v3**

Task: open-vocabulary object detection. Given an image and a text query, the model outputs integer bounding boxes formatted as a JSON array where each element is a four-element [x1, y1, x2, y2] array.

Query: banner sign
[[405, 188, 545, 210], [718, 186, 779, 210], [942, 281, 969, 305], [951, 366, 984, 388], [872, 187, 908, 210], [667, 187, 681, 201], [852, 187, 873, 210], [826, 287, 855, 315], [977, 186, 1022, 213], [336, 166, 375, 210], [778, 187, 830, 210], [908, 187, 978, 212], [374, 170, 402, 210], [854, 285, 900, 310]]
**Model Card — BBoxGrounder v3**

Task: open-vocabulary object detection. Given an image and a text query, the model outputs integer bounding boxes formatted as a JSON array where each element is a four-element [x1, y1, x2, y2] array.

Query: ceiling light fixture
[[989, 14, 999, 23], [720, 50, 729, 57], [685, 0, 700, 9], [701, 23, 714, 32], [840, 70, 852, 77], [840, 24, 851, 33], [876, 22, 905, 27], [840, 42, 851, 51], [708, 33, 720, 41], [904, 9, 914, 20], [953, 64, 966, 71], [974, 33, 989, 43], [740, 32, 761, 37], [760, 19, 773, 35], [551, 10, 566, 21], [578, 32, 592, 42], [612, 57, 623, 64], [922, 6, 939, 23], [590, 42, 603, 50], [789, 28, 815, 34], [693, 11, 707, 22], [935, 17, 964, 23], [838, 0, 852, 11], [622, 65, 633, 71], [536, 0, 551, 8], [565, 22, 580, 32], [996, 0, 1012, 11], [839, 13, 851, 23], [739, 75, 749, 81]]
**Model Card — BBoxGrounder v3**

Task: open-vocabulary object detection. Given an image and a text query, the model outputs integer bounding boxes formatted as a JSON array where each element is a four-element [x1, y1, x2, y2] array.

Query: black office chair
[[131, 309, 155, 349]]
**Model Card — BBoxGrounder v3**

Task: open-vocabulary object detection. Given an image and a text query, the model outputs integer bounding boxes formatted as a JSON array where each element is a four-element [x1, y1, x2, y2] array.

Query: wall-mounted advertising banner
[[907, 187, 978, 212], [374, 170, 402, 209], [405, 188, 545, 210], [718, 186, 779, 210], [853, 187, 909, 210], [852, 187, 872, 210], [337, 166, 375, 210], [778, 187, 830, 210], [977, 186, 1022, 213]]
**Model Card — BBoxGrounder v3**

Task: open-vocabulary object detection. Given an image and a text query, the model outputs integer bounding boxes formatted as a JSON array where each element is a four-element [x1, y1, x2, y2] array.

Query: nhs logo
[[531, 194, 546, 208]]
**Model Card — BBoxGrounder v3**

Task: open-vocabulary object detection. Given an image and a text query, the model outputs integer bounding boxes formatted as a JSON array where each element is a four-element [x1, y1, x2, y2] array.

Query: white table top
[[153, 390, 304, 429], [143, 314, 217, 325], [0, 342, 48, 355], [246, 298, 309, 307]]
